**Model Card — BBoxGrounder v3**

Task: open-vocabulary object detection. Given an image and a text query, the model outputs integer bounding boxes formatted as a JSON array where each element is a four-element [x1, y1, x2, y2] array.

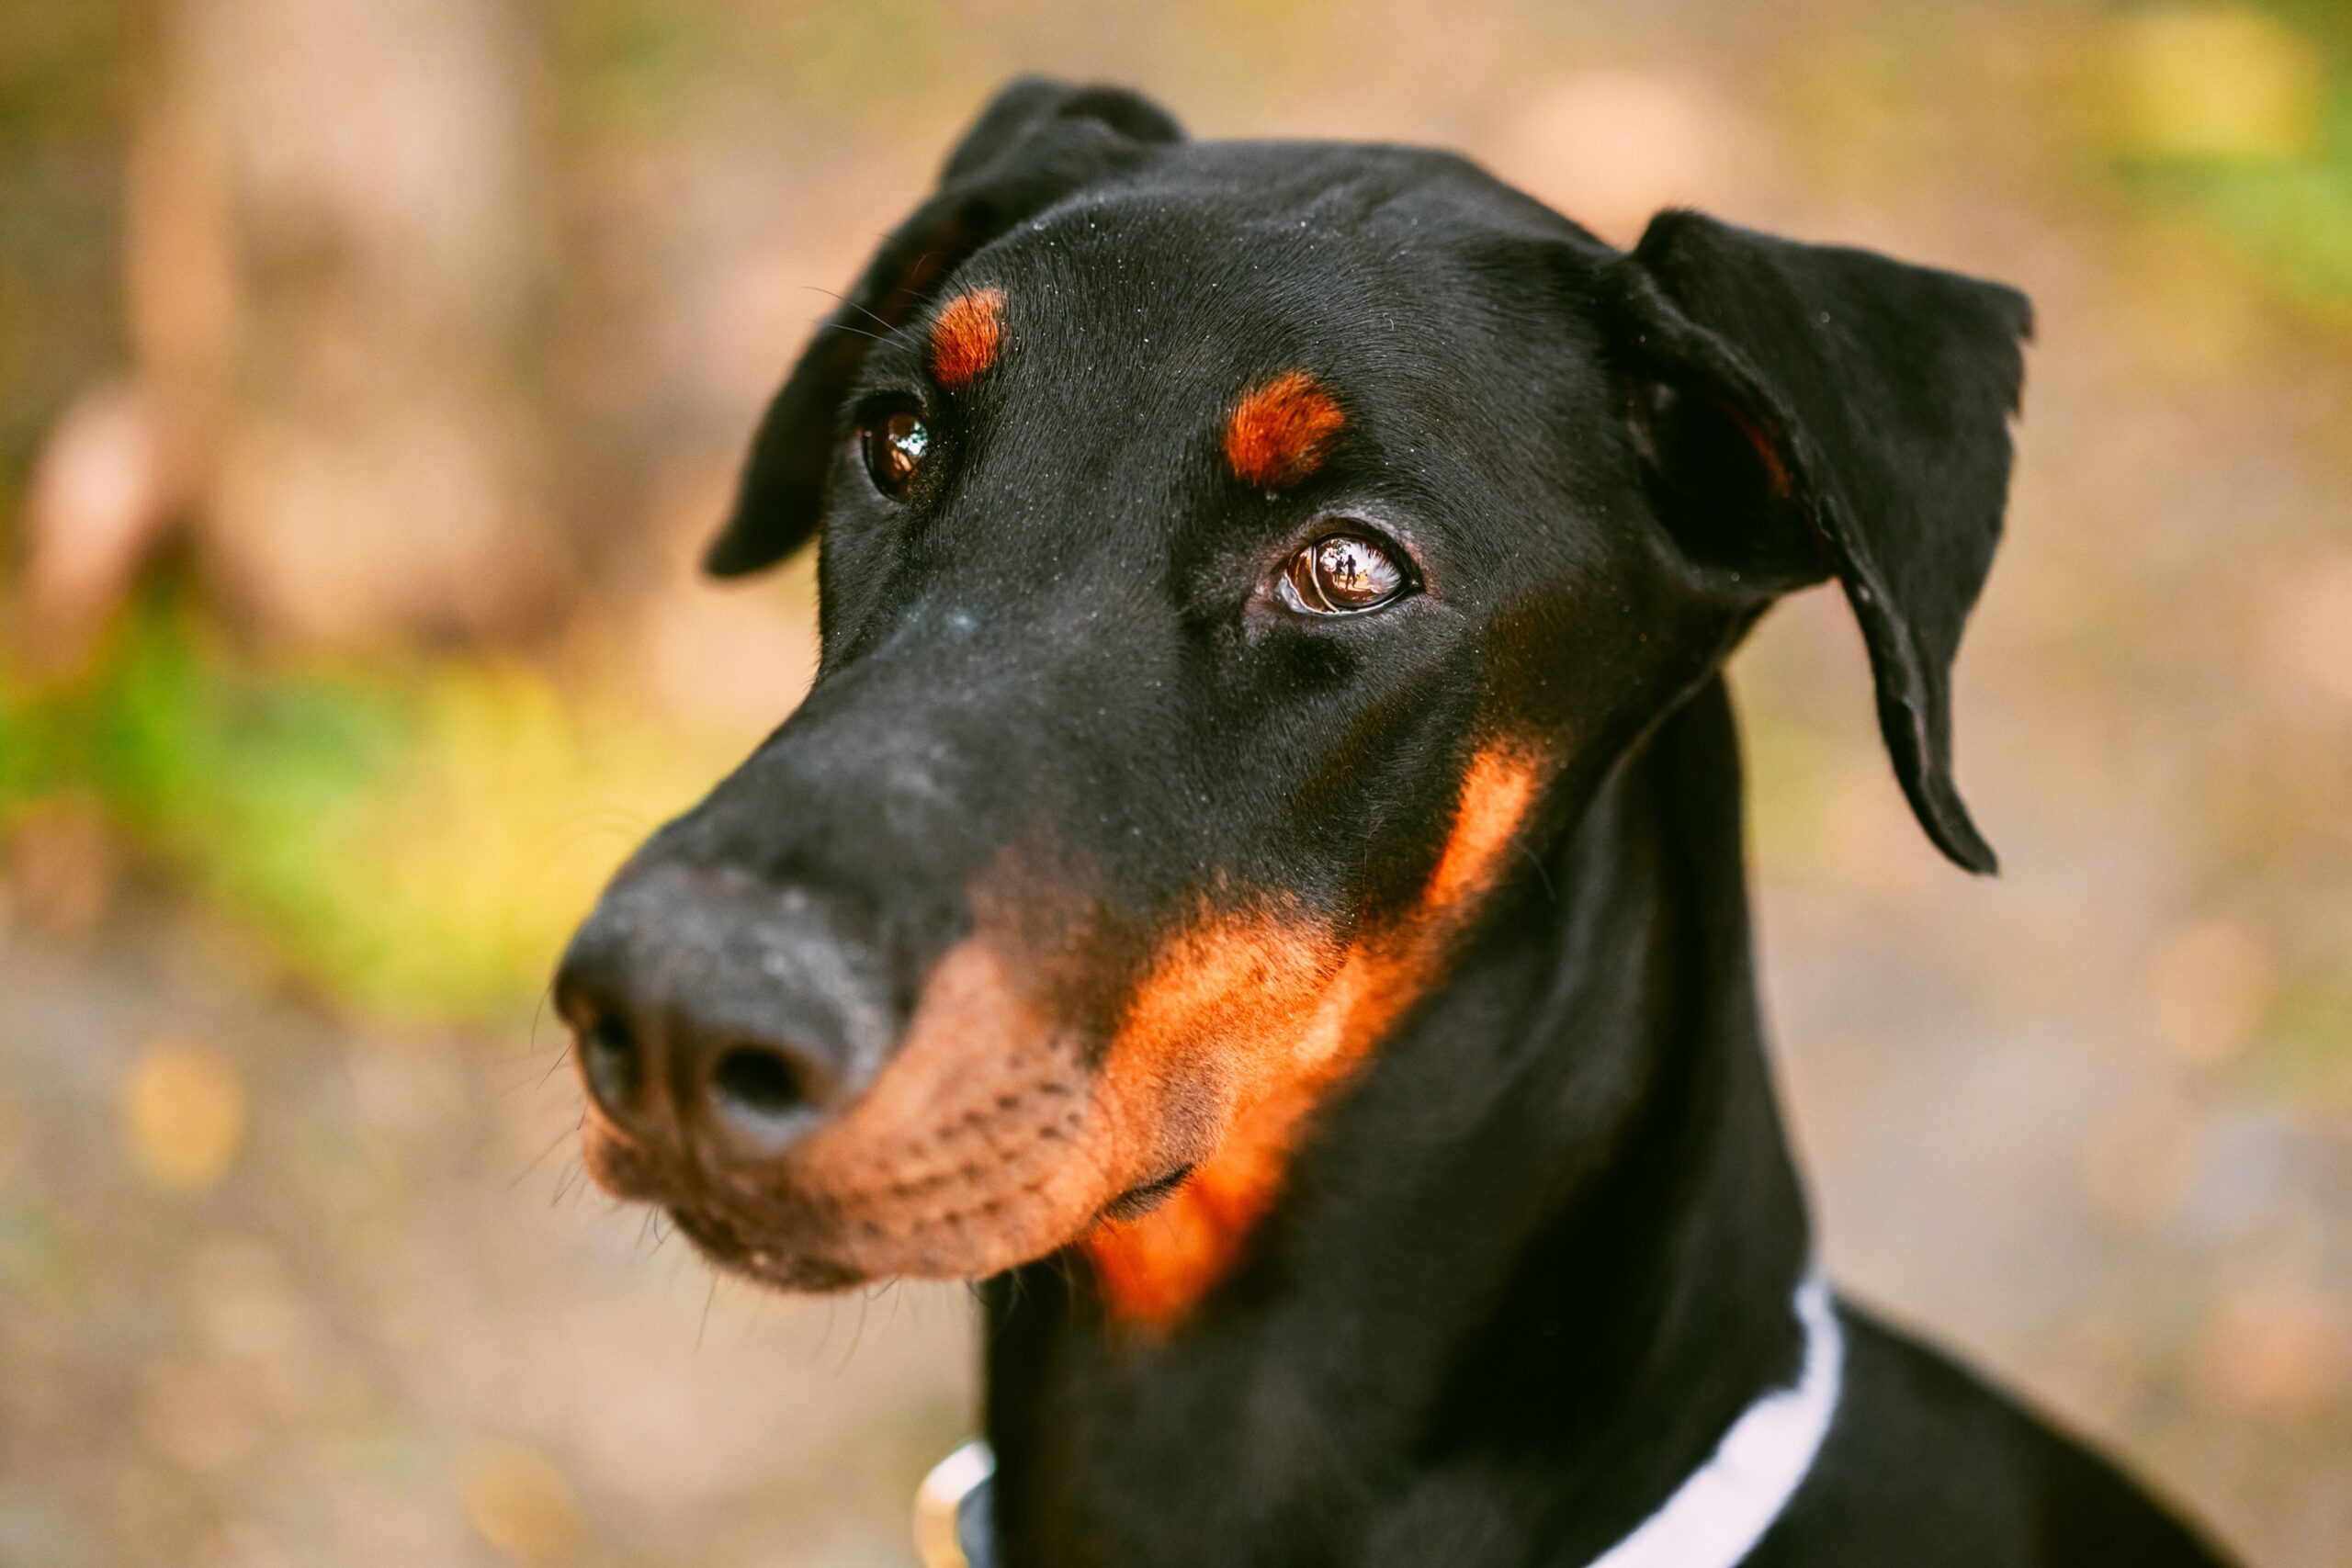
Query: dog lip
[[1097, 1163, 1196, 1223], [666, 1203, 868, 1292]]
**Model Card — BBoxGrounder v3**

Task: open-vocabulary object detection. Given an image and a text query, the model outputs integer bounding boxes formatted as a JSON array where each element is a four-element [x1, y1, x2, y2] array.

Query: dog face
[[554, 80, 2029, 1319]]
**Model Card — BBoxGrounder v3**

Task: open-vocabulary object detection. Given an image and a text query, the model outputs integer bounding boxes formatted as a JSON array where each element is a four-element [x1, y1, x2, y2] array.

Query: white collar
[[914, 1271, 1845, 1568], [1586, 1269, 1845, 1568]]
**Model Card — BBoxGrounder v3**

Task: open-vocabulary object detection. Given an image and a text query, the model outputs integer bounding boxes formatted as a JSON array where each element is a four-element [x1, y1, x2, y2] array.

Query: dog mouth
[[663, 1203, 870, 1292], [1097, 1164, 1195, 1222], [573, 935, 1243, 1292], [652, 1159, 1204, 1293]]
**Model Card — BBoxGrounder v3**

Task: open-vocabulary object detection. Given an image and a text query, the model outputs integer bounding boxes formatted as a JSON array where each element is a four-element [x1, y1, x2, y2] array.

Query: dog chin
[[591, 1100, 1204, 1290], [662, 1183, 1109, 1292], [687, 1179, 1198, 1294], [666, 1205, 875, 1292]]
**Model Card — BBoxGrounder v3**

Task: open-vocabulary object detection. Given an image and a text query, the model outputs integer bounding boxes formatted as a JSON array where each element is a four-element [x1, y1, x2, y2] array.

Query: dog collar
[[914, 1438, 997, 1568], [1586, 1269, 1844, 1568], [914, 1271, 1844, 1568]]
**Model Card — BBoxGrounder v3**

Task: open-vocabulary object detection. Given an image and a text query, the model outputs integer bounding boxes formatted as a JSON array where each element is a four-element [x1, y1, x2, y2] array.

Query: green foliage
[[0, 592, 734, 1021], [554, 0, 741, 134], [3, 592, 407, 983], [2110, 5, 2352, 321], [550, 0, 958, 137], [0, 0, 130, 145]]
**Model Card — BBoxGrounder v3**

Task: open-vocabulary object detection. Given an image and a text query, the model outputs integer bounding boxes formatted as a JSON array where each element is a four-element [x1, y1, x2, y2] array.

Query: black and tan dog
[[555, 79, 2233, 1568]]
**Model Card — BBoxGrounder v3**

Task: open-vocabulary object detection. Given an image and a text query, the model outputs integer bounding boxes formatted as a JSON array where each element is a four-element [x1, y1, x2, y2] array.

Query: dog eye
[[860, 410, 928, 501], [1280, 532, 1408, 615]]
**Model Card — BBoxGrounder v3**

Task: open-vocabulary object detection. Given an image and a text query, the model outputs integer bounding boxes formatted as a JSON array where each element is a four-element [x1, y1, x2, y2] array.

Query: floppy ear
[[704, 77, 1184, 578], [1608, 210, 2032, 874]]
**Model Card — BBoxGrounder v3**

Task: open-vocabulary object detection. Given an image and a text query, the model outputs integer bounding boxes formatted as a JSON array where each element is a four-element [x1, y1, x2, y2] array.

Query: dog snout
[[553, 865, 893, 1168]]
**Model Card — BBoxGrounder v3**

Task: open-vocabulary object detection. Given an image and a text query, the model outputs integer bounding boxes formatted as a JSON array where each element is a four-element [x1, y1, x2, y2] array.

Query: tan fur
[[1086, 743, 1544, 1326], [1225, 370, 1346, 488], [931, 288, 1008, 389]]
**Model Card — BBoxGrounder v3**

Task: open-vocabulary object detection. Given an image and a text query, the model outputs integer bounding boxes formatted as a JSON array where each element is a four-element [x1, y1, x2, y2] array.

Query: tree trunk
[[147, 0, 566, 648]]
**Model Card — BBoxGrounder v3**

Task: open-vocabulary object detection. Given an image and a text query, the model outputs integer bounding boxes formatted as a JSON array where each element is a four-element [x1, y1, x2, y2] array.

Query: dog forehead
[[886, 155, 1623, 577], [930, 210, 1438, 477], [974, 149, 1537, 338], [956, 157, 1604, 412], [978, 208, 1362, 365]]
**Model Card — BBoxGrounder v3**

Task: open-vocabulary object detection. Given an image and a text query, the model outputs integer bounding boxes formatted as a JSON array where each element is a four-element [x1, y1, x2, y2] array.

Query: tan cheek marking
[[1085, 743, 1546, 1329], [1422, 744, 1544, 916], [1084, 938, 1386, 1326], [930, 287, 1007, 389], [784, 939, 1117, 1280], [1097, 914, 1346, 1114], [724, 747, 1543, 1304], [1225, 370, 1345, 488]]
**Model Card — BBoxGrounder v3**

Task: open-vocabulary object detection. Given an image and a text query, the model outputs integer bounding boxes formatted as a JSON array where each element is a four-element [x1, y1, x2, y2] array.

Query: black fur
[[1609, 211, 2030, 873], [706, 79, 1183, 578], [559, 79, 2234, 1568]]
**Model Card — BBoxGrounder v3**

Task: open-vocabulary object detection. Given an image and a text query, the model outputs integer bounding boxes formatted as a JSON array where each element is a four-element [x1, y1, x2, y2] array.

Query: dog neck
[[982, 676, 1818, 1567]]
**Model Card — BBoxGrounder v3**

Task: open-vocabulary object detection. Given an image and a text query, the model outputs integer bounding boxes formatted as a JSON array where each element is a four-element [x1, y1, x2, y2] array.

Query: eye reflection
[[861, 410, 929, 501], [1282, 531, 1408, 615]]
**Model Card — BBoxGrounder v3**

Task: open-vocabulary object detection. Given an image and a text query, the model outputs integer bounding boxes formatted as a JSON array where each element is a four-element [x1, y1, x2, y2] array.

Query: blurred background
[[1, 0, 2348, 1563]]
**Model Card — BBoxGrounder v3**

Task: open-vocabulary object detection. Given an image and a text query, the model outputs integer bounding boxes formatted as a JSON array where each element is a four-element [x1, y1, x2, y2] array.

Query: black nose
[[553, 865, 890, 1164]]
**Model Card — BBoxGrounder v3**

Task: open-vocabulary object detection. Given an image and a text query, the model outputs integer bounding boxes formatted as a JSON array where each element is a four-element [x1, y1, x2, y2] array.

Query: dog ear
[[1609, 209, 2031, 874], [704, 78, 1184, 578]]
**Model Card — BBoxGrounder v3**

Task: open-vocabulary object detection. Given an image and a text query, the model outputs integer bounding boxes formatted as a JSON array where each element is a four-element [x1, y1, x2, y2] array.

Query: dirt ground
[[1, 907, 973, 1568], [4, 635, 2348, 1568]]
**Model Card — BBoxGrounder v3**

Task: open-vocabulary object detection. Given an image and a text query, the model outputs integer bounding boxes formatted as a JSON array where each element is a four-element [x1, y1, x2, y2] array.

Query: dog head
[[554, 78, 2029, 1319]]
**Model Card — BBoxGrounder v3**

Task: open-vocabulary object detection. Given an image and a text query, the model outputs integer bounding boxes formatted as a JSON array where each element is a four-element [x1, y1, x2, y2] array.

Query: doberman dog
[[555, 78, 2235, 1568]]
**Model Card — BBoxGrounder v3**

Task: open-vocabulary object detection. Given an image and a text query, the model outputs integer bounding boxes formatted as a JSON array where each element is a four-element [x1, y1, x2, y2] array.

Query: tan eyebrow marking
[[1225, 370, 1345, 489], [930, 287, 1008, 389]]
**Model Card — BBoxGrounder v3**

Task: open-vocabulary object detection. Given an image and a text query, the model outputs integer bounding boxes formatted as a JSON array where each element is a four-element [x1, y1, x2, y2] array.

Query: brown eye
[[1281, 531, 1408, 615], [860, 409, 929, 500]]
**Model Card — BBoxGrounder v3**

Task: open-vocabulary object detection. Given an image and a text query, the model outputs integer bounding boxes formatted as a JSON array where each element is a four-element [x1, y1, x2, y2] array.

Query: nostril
[[578, 1012, 643, 1114], [711, 1045, 812, 1120], [707, 1043, 826, 1153]]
